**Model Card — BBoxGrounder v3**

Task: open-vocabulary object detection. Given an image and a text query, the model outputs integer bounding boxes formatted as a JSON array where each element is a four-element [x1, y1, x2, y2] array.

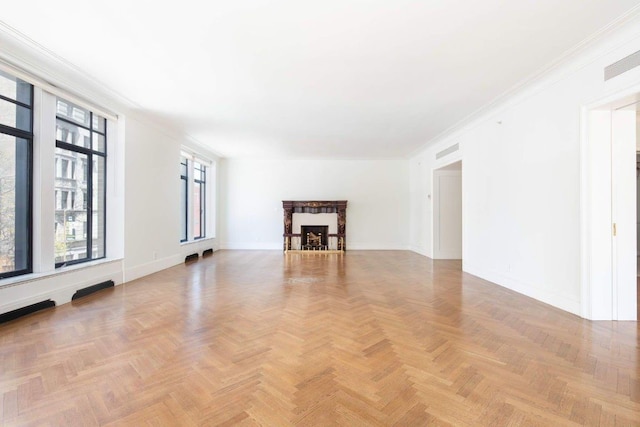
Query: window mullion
[[86, 147, 93, 260], [187, 159, 194, 241]]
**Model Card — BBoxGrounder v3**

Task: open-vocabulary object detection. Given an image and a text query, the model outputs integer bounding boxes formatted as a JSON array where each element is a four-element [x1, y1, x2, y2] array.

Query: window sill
[[0, 257, 123, 290], [180, 237, 216, 247]]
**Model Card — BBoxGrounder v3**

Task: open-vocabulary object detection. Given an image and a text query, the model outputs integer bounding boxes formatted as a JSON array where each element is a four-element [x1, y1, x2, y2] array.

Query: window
[[81, 159, 87, 183], [180, 152, 212, 242], [61, 159, 68, 178], [54, 98, 106, 266], [180, 156, 188, 242], [193, 161, 206, 239], [0, 70, 32, 278], [60, 191, 69, 209]]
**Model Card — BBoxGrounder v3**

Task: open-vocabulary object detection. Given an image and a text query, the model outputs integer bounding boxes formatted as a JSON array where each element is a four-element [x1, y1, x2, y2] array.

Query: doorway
[[433, 161, 462, 259], [637, 149, 640, 320], [582, 95, 638, 320]]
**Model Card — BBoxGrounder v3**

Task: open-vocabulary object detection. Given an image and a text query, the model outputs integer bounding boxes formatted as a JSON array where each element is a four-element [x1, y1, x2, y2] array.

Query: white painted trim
[[346, 244, 411, 250], [0, 271, 120, 315], [0, 258, 123, 290], [0, 21, 123, 119], [124, 254, 184, 283], [0, 260, 123, 315], [580, 83, 640, 320], [409, 244, 429, 257], [179, 237, 217, 248], [220, 242, 410, 251], [221, 242, 287, 250], [0, 59, 118, 121], [432, 159, 463, 260], [412, 10, 640, 157], [464, 263, 581, 316], [180, 145, 217, 166], [433, 152, 463, 170], [579, 106, 592, 319], [0, 22, 222, 160]]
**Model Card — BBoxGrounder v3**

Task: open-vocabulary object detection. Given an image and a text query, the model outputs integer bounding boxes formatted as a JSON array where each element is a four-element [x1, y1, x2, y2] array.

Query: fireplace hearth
[[301, 225, 328, 250]]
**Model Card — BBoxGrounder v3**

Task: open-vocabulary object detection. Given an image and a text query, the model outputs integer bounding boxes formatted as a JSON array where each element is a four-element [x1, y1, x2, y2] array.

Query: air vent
[[202, 248, 214, 257], [72, 280, 114, 301], [604, 50, 640, 81], [185, 253, 199, 263], [0, 300, 55, 324], [436, 143, 459, 160]]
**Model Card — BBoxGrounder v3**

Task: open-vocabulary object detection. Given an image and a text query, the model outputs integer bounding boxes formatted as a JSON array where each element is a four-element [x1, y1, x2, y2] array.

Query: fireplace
[[282, 200, 347, 252], [301, 225, 328, 250]]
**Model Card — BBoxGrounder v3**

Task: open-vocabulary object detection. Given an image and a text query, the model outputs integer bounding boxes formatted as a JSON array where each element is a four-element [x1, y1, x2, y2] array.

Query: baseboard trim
[[220, 242, 411, 251], [124, 254, 183, 283], [464, 262, 580, 316], [0, 271, 119, 316]]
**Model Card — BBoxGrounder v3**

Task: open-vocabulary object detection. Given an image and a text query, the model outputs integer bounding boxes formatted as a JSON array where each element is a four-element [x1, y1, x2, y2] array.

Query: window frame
[[180, 152, 213, 243], [180, 156, 188, 243], [193, 161, 206, 240], [0, 75, 33, 280], [54, 101, 107, 268]]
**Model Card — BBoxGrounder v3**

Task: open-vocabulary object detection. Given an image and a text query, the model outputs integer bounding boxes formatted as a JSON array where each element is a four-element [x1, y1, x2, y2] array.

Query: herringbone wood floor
[[1, 251, 639, 426]]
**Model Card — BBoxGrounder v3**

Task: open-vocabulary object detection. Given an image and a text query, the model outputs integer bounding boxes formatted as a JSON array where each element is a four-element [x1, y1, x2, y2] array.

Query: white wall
[[220, 158, 409, 250], [122, 115, 219, 282], [409, 16, 640, 316], [637, 161, 640, 256]]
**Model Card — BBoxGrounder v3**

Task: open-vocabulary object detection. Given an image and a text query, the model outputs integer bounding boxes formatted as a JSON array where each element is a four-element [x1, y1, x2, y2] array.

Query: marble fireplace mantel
[[282, 200, 347, 252]]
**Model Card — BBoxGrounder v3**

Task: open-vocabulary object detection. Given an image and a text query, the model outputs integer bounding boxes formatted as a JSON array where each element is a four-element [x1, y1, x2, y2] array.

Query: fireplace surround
[[282, 200, 347, 252]]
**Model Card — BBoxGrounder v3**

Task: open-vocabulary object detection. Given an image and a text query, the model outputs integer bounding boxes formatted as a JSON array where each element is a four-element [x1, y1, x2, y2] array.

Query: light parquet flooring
[[1, 250, 639, 426]]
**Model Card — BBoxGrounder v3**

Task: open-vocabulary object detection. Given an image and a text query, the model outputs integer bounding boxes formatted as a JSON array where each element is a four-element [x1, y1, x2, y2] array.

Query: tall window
[[193, 161, 206, 239], [54, 99, 106, 266], [0, 70, 33, 278], [180, 156, 188, 242], [180, 153, 212, 242]]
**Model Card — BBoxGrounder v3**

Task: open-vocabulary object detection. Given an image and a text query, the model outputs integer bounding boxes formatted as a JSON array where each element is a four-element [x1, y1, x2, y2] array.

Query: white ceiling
[[2, 1, 640, 158]]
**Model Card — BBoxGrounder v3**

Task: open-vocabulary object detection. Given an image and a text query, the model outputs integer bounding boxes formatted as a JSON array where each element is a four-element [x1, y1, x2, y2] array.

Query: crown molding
[[410, 4, 640, 157], [0, 20, 222, 158], [0, 20, 138, 114]]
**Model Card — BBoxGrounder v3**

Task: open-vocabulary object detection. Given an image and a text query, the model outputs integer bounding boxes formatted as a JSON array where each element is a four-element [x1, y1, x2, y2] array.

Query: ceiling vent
[[436, 143, 459, 160], [604, 50, 640, 81]]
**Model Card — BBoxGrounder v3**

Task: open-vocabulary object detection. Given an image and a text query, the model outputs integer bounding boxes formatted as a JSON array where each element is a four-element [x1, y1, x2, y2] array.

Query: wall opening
[[582, 95, 638, 320], [433, 160, 462, 260]]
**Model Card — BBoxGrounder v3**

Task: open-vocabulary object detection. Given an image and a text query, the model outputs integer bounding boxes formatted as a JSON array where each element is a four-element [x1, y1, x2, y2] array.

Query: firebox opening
[[301, 225, 328, 250]]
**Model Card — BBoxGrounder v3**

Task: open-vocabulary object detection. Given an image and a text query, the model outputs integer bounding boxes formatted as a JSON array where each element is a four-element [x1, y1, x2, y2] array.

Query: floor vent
[[72, 280, 115, 301], [202, 248, 214, 257], [185, 253, 199, 263], [436, 143, 459, 160], [605, 50, 640, 81], [0, 300, 55, 324]]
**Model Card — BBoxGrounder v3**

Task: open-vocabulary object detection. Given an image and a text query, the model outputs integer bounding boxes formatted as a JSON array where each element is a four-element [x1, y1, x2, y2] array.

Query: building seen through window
[[54, 98, 106, 266], [0, 69, 32, 278], [180, 152, 211, 242]]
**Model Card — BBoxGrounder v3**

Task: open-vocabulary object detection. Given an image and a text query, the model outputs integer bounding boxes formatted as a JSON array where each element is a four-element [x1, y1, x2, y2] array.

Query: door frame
[[581, 85, 640, 320], [432, 160, 463, 260]]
